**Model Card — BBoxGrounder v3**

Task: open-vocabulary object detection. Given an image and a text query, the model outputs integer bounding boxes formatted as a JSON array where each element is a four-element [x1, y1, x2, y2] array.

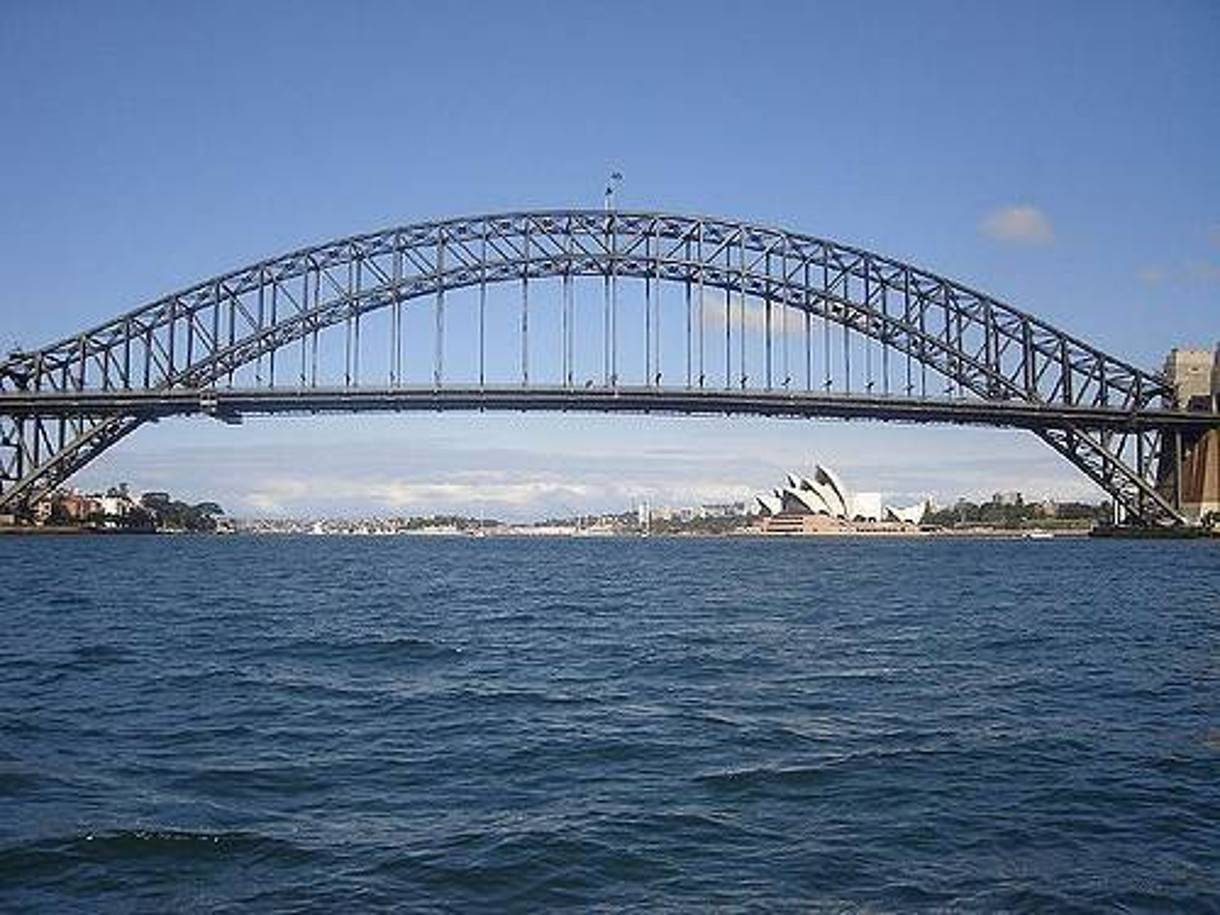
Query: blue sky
[[1, 1, 1217, 517]]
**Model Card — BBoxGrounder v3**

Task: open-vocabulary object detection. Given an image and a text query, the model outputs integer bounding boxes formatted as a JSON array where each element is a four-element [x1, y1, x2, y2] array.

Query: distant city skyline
[[69, 413, 1110, 520], [3, 1, 1217, 517]]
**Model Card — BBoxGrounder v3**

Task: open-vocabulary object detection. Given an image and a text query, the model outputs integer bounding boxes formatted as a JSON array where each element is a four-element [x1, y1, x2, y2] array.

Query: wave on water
[[0, 767, 41, 796], [166, 759, 339, 801], [267, 635, 462, 666], [368, 829, 671, 908], [695, 764, 834, 796], [63, 644, 131, 671], [0, 829, 313, 883], [43, 593, 94, 611], [1, 644, 133, 679]]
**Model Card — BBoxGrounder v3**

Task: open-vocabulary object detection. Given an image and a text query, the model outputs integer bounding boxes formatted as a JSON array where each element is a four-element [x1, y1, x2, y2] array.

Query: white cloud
[[980, 204, 1054, 245]]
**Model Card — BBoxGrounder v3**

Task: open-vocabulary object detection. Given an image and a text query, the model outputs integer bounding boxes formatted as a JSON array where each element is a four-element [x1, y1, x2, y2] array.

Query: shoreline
[[0, 525, 180, 536], [2, 525, 1213, 540], [0, 526, 1125, 540]]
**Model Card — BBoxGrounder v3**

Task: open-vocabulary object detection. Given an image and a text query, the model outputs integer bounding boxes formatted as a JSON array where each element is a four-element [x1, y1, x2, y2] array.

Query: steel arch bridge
[[2, 210, 1215, 525]]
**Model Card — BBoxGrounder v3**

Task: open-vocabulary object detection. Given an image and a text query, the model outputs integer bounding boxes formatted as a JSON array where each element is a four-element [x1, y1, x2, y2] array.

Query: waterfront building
[[753, 463, 919, 531], [698, 502, 747, 518], [852, 491, 884, 522], [97, 491, 135, 519], [991, 491, 1023, 506], [756, 491, 783, 516], [61, 491, 98, 520], [884, 502, 928, 525]]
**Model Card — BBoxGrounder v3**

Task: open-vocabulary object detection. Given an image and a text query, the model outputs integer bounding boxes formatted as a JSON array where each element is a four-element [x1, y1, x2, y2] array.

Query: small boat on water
[[1024, 531, 1054, 540]]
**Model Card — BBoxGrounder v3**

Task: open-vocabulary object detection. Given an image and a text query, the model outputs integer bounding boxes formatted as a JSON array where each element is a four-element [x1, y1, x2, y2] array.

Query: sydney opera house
[[754, 464, 926, 533]]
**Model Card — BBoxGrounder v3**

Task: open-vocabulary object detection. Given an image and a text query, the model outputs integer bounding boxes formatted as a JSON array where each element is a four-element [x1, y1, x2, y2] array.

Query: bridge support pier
[[1159, 427, 1220, 524], [1180, 427, 1220, 522]]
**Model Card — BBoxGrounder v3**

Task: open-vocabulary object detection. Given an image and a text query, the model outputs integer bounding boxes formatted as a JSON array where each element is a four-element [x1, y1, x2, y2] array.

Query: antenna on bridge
[[603, 171, 623, 212]]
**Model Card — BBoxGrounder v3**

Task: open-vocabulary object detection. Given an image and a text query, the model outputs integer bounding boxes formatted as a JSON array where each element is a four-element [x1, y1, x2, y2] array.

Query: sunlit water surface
[[1, 535, 1218, 912]]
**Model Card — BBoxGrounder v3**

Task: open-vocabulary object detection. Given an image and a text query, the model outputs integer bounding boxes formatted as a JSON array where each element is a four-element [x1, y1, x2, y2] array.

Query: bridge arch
[[0, 210, 1204, 524]]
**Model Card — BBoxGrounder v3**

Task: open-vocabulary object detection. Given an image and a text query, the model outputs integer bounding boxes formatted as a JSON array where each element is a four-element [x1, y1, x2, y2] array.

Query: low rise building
[[60, 491, 98, 520], [98, 492, 135, 518], [698, 502, 747, 518]]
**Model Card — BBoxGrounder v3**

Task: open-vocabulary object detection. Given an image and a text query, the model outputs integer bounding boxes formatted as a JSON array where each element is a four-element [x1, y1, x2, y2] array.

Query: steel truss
[[1, 210, 1213, 524]]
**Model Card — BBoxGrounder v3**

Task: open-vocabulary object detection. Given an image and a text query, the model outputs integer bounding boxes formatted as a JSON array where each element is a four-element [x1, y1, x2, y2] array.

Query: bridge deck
[[2, 385, 1215, 431]]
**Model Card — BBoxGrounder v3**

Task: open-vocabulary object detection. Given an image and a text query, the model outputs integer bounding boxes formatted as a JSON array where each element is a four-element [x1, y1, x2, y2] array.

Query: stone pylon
[[1158, 345, 1220, 523], [1178, 429, 1220, 522]]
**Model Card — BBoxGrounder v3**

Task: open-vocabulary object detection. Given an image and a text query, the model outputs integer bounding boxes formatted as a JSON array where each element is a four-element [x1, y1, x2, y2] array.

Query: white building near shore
[[754, 463, 926, 525]]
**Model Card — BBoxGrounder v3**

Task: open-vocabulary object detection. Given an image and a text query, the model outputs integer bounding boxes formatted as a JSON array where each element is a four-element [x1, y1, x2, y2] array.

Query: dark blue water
[[1, 536, 1218, 912]]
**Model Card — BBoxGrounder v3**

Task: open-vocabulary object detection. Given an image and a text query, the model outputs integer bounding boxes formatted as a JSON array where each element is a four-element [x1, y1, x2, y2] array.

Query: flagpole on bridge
[[603, 171, 622, 212]]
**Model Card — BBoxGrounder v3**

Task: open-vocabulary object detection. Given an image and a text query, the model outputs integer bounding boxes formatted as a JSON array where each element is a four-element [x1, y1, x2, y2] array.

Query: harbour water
[[1, 536, 1218, 912]]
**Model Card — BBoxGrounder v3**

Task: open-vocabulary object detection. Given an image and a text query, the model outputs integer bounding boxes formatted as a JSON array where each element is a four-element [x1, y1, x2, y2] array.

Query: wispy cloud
[[1137, 265, 1167, 287], [1137, 224, 1220, 286], [243, 476, 595, 515], [75, 413, 1095, 519], [1137, 259, 1220, 287], [1189, 260, 1220, 283], [980, 204, 1054, 245], [241, 471, 756, 517], [698, 289, 803, 338]]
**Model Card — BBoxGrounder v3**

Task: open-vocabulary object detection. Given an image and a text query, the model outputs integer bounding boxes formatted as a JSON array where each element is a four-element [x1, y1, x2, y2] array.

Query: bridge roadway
[[1, 385, 1213, 432]]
